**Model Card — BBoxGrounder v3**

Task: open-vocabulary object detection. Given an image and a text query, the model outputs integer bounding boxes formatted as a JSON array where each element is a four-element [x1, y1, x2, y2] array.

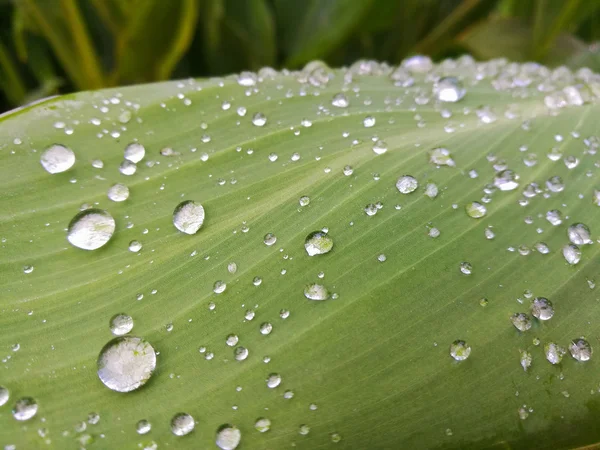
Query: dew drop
[[171, 413, 195, 436], [0, 387, 8, 406], [97, 336, 156, 392], [255, 418, 271, 433], [450, 340, 471, 361], [429, 147, 455, 166], [107, 183, 130, 202], [304, 231, 333, 256], [363, 116, 376, 128], [531, 297, 554, 321], [434, 77, 465, 102], [252, 113, 267, 127], [216, 425, 241, 450], [372, 140, 388, 155], [545, 342, 566, 365], [67, 209, 115, 251], [173, 200, 205, 235], [12, 397, 38, 421], [331, 93, 349, 108], [567, 223, 592, 245], [396, 175, 418, 194], [109, 313, 134, 336], [129, 240, 142, 252], [136, 419, 151, 435], [459, 262, 472, 275], [569, 338, 592, 361], [264, 233, 277, 246], [266, 374, 282, 388], [234, 347, 249, 361], [124, 143, 145, 163], [40, 144, 75, 174], [304, 283, 330, 301], [299, 196, 310, 206], [494, 170, 519, 191], [213, 281, 227, 294], [563, 244, 581, 265], [119, 160, 137, 175], [511, 313, 531, 332], [260, 323, 273, 335], [465, 202, 487, 218]]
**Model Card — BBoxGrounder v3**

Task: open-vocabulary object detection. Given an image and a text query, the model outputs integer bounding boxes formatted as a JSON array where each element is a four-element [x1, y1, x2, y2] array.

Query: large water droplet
[[67, 209, 116, 250], [109, 313, 134, 336], [97, 336, 156, 392], [171, 413, 195, 436], [531, 297, 554, 320], [562, 244, 581, 265], [567, 223, 592, 245], [396, 175, 418, 194], [494, 170, 519, 191], [304, 283, 330, 301], [255, 418, 271, 433], [173, 201, 205, 235], [124, 143, 145, 163], [331, 93, 349, 108], [266, 373, 282, 388], [433, 77, 465, 102], [450, 340, 471, 361], [545, 342, 565, 364], [569, 338, 592, 361], [252, 113, 267, 127], [465, 202, 487, 218], [216, 425, 241, 450], [107, 183, 130, 202], [137, 419, 152, 434], [40, 144, 75, 174], [403, 55, 433, 73], [304, 231, 333, 256], [12, 397, 38, 421], [511, 313, 531, 332]]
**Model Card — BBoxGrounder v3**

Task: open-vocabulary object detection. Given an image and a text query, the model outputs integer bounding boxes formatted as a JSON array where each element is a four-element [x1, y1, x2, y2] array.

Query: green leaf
[[201, 0, 276, 74], [2, 60, 600, 449], [459, 16, 587, 65], [274, 0, 374, 67]]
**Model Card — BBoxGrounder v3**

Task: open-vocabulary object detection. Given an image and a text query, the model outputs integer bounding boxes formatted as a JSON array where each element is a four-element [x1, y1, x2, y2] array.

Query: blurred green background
[[1, 0, 600, 113]]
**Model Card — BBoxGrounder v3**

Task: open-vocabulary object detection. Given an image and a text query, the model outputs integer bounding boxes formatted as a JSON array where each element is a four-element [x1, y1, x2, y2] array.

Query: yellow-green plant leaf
[[1, 58, 600, 450]]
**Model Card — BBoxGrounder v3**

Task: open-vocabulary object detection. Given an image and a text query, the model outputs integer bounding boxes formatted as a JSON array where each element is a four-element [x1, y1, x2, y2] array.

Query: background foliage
[[1, 0, 600, 113]]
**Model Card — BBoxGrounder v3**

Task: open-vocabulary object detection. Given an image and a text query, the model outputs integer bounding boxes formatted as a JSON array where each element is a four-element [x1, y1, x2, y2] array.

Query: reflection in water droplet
[[433, 77, 465, 102], [465, 202, 487, 218], [569, 338, 592, 361], [97, 336, 156, 392], [67, 209, 116, 250], [107, 183, 130, 202], [109, 313, 134, 336], [40, 144, 75, 174], [12, 397, 38, 421], [396, 175, 418, 194], [562, 244, 581, 265], [266, 374, 282, 388], [171, 413, 195, 436], [255, 418, 271, 432], [567, 223, 592, 245], [494, 170, 519, 191], [304, 283, 330, 300], [173, 200, 205, 235], [545, 342, 565, 364], [124, 143, 145, 163], [137, 419, 151, 434], [429, 147, 455, 166], [216, 425, 241, 450], [305, 231, 333, 256], [450, 340, 471, 361], [0, 386, 8, 406], [531, 297, 554, 320]]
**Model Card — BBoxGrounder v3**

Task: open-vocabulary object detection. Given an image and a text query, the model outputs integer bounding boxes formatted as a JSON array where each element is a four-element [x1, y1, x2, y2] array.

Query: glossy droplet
[[403, 55, 433, 73], [363, 116, 376, 127], [563, 244, 581, 265], [569, 338, 592, 361], [109, 313, 134, 336], [494, 170, 519, 191], [226, 334, 239, 347], [459, 262, 472, 275], [520, 350, 532, 371], [299, 196, 310, 206], [264, 233, 277, 246], [137, 419, 151, 434], [67, 209, 115, 251], [129, 240, 142, 252], [546, 209, 563, 226], [465, 202, 487, 218], [546, 175, 564, 192], [97, 336, 156, 392], [171, 413, 195, 436], [396, 175, 418, 194], [12, 397, 38, 421], [119, 160, 137, 175], [260, 322, 273, 335], [511, 313, 531, 332], [107, 183, 129, 202], [304, 283, 330, 301], [0, 386, 9, 406], [450, 340, 471, 361], [331, 93, 349, 108], [124, 143, 145, 163], [545, 342, 566, 364], [255, 418, 271, 433], [213, 281, 227, 294], [216, 425, 241, 450], [531, 297, 554, 320], [434, 77, 465, 102], [173, 201, 205, 235], [266, 373, 282, 388], [40, 144, 75, 174], [567, 223, 592, 245], [252, 113, 267, 127], [331, 432, 342, 443], [372, 140, 388, 155], [234, 347, 249, 361], [299, 424, 311, 435], [305, 231, 333, 256], [429, 147, 455, 166]]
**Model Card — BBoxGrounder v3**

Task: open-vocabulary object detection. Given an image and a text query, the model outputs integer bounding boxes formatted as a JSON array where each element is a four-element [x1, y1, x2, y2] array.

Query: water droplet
[[129, 240, 142, 252], [252, 113, 267, 127], [484, 227, 495, 239], [266, 374, 282, 388], [567, 223, 592, 245], [299, 196, 310, 206], [263, 233, 277, 246], [260, 323, 273, 335], [531, 297, 554, 320], [216, 425, 241, 450], [511, 313, 532, 332], [563, 244, 581, 265], [433, 77, 465, 102], [137, 419, 151, 434], [23, 265, 34, 274], [173, 201, 205, 235], [450, 340, 471, 361], [0, 387, 9, 406], [225, 334, 239, 347], [255, 418, 271, 433], [119, 160, 137, 175], [363, 116, 376, 128], [546, 175, 564, 192], [403, 55, 433, 73], [299, 424, 311, 435], [107, 183, 130, 202], [494, 170, 519, 191], [109, 313, 134, 336], [12, 397, 38, 421], [234, 347, 249, 361], [40, 144, 75, 174], [228, 262, 237, 274], [465, 202, 487, 218], [171, 413, 195, 436], [304, 231, 333, 256], [304, 283, 330, 301], [67, 209, 115, 251], [520, 350, 532, 371], [546, 210, 563, 226], [343, 165, 354, 176], [459, 262, 473, 275], [124, 143, 145, 163], [545, 342, 566, 364], [396, 175, 418, 194], [331, 93, 349, 108], [213, 281, 227, 294], [372, 140, 388, 155], [429, 147, 455, 166], [97, 336, 156, 392], [569, 338, 592, 361], [425, 183, 439, 199]]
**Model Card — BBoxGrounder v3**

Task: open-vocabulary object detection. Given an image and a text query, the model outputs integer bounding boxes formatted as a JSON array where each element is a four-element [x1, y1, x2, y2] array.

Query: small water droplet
[[562, 244, 581, 265], [567, 223, 592, 245], [266, 374, 281, 388], [264, 233, 277, 246], [363, 116, 376, 128], [255, 418, 271, 433], [252, 113, 267, 127], [119, 160, 137, 176], [171, 413, 195, 436], [109, 313, 134, 336], [304, 283, 330, 301], [107, 183, 130, 202], [465, 202, 487, 218], [299, 196, 310, 206], [569, 338, 592, 361], [520, 350, 532, 371], [511, 313, 531, 331], [396, 175, 418, 194], [129, 240, 142, 252], [234, 347, 249, 361], [450, 340, 471, 361], [434, 77, 465, 102], [136, 419, 151, 434], [0, 387, 9, 406], [260, 323, 273, 335], [429, 147, 455, 166], [494, 170, 519, 191], [304, 231, 333, 256], [459, 262, 473, 275], [545, 342, 566, 364], [331, 93, 349, 108]]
